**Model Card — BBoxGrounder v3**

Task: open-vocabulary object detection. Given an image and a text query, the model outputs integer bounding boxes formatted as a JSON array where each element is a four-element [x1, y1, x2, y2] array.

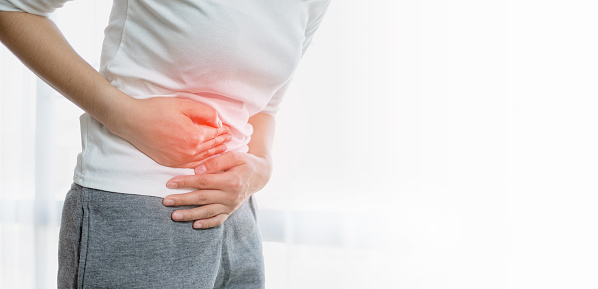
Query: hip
[[58, 183, 264, 289]]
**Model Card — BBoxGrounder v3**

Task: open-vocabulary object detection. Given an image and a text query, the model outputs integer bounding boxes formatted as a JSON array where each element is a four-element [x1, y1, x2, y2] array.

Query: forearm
[[0, 11, 133, 132], [247, 112, 275, 177], [247, 113, 275, 158]]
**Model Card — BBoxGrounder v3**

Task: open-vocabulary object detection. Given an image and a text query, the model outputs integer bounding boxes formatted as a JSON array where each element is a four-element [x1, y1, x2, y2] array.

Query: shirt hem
[[73, 174, 193, 199]]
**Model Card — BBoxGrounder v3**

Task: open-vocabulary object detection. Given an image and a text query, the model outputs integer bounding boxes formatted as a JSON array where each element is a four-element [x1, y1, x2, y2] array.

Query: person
[[0, 0, 330, 288]]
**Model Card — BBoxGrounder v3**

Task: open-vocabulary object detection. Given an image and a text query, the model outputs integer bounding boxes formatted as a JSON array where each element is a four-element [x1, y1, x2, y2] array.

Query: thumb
[[183, 101, 222, 128]]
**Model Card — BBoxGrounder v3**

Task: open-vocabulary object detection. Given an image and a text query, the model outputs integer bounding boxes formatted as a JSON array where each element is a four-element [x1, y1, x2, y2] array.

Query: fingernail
[[195, 164, 207, 175], [216, 116, 222, 128], [172, 212, 183, 221], [166, 182, 178, 189], [193, 222, 203, 229], [163, 199, 175, 206]]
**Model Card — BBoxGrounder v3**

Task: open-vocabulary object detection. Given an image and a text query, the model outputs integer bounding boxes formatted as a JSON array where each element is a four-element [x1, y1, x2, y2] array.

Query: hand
[[108, 97, 232, 169], [162, 151, 272, 228], [0, 13, 228, 168]]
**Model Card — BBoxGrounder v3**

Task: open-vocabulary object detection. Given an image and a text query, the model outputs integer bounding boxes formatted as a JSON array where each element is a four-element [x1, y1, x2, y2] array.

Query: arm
[[163, 112, 276, 228], [0, 11, 229, 168], [247, 113, 275, 160], [0, 12, 123, 126]]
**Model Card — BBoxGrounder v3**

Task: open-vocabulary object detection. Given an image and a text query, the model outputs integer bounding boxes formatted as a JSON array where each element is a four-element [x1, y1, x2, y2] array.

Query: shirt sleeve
[[0, 0, 72, 16], [260, 0, 331, 116]]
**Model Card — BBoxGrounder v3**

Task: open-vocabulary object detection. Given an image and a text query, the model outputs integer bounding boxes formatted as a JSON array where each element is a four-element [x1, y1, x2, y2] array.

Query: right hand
[[0, 13, 228, 169], [107, 97, 231, 169]]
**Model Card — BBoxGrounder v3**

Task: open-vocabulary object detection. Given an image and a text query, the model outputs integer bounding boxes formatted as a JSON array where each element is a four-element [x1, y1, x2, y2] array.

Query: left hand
[[162, 151, 272, 229]]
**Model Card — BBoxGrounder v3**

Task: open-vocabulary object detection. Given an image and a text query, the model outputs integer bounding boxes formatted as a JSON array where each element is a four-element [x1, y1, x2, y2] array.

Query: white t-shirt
[[0, 0, 330, 198]]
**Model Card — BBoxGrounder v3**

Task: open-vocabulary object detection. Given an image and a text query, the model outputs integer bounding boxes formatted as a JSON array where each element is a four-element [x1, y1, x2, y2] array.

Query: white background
[[2, 0, 598, 288]]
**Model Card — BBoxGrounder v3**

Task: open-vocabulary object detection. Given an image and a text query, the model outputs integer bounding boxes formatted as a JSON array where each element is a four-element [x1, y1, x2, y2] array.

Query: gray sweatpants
[[58, 184, 265, 289]]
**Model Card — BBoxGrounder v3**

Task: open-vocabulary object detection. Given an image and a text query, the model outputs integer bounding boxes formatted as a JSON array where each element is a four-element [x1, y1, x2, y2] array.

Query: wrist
[[248, 152, 273, 184], [95, 91, 138, 138]]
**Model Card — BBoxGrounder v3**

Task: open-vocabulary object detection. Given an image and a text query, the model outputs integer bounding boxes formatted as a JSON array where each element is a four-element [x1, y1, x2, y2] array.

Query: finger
[[197, 125, 230, 143], [211, 125, 230, 137], [193, 214, 229, 229], [192, 143, 228, 163], [170, 204, 228, 222], [166, 169, 236, 190], [182, 100, 222, 128], [167, 173, 212, 190], [195, 151, 246, 175], [163, 189, 223, 206], [176, 143, 228, 169], [195, 133, 232, 155]]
